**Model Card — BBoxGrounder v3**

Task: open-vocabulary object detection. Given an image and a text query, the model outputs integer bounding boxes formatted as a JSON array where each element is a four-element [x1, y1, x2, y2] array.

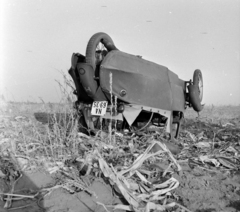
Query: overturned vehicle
[[69, 32, 203, 139]]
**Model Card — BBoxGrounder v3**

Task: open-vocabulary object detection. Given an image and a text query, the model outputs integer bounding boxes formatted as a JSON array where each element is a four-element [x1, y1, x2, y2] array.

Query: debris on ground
[[0, 104, 240, 212]]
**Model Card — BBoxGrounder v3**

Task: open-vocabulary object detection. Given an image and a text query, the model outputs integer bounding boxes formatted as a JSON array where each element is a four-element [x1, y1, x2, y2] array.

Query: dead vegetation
[[0, 103, 240, 212]]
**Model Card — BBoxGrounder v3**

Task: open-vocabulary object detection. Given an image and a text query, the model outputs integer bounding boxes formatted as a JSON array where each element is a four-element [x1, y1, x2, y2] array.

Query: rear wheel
[[193, 69, 203, 102], [188, 69, 204, 112], [85, 32, 118, 71]]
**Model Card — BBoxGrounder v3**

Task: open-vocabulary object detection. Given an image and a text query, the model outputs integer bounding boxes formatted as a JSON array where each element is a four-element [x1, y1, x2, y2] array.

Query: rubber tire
[[85, 32, 118, 71], [193, 69, 203, 102], [188, 69, 203, 112]]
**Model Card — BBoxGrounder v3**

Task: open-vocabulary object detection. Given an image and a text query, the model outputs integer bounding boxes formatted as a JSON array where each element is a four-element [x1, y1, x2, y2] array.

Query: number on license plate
[[91, 101, 108, 116]]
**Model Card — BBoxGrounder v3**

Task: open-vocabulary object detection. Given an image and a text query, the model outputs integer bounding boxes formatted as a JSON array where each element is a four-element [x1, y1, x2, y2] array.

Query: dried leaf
[[113, 204, 132, 211], [222, 123, 235, 127], [199, 155, 220, 167], [194, 141, 211, 148], [77, 132, 90, 139], [217, 157, 237, 169], [135, 170, 150, 183], [119, 140, 181, 176], [97, 152, 140, 208], [185, 130, 197, 142], [145, 202, 176, 212]]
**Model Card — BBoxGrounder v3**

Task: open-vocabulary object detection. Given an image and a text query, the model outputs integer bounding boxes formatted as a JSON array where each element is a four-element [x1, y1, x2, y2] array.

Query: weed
[[109, 72, 113, 142]]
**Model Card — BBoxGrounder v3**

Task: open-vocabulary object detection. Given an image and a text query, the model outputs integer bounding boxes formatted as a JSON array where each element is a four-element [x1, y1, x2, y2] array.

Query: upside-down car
[[68, 32, 203, 139]]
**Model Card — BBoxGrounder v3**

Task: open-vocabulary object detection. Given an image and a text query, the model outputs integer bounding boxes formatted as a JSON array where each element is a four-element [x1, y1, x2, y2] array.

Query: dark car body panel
[[100, 50, 186, 112]]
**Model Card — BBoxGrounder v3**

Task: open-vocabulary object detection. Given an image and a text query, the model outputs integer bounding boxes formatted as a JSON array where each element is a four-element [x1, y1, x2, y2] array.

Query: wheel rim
[[95, 41, 108, 66]]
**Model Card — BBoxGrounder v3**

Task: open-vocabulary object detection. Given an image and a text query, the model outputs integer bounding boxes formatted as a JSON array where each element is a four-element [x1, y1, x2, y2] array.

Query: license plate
[[91, 101, 108, 116]]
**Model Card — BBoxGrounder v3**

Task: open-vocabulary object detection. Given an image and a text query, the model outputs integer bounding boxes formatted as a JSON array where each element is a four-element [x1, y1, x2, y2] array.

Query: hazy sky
[[1, 0, 240, 105]]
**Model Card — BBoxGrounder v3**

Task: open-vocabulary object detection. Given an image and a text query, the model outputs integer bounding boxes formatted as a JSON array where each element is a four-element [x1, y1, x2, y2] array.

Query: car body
[[69, 32, 203, 139]]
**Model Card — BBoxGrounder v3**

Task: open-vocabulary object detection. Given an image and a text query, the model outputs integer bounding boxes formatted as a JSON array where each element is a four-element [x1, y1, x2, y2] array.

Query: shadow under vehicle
[[68, 32, 204, 139]]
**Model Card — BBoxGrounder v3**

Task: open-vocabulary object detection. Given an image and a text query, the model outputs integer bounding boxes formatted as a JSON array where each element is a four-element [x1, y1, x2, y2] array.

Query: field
[[0, 101, 240, 212]]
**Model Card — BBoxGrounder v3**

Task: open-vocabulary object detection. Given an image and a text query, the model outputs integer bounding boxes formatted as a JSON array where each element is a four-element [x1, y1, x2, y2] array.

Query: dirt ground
[[0, 170, 123, 212], [0, 103, 240, 212]]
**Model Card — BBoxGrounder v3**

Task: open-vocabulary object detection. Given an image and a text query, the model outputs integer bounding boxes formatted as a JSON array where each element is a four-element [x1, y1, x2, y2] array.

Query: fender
[[77, 63, 107, 101]]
